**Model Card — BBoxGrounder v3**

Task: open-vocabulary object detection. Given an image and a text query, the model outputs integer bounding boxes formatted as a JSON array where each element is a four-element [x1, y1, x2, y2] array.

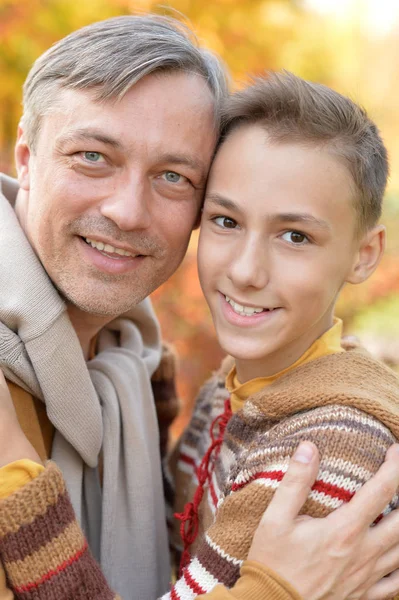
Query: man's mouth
[[225, 295, 275, 317], [83, 237, 140, 259]]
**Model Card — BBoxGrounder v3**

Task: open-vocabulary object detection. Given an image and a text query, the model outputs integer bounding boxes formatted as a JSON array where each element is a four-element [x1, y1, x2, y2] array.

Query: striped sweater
[[0, 346, 399, 599], [163, 346, 399, 599]]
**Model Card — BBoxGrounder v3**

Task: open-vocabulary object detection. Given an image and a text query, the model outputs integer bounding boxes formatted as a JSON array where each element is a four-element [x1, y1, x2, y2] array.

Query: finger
[[367, 508, 399, 557], [329, 444, 399, 532], [364, 569, 399, 600], [374, 543, 399, 580], [262, 442, 319, 524]]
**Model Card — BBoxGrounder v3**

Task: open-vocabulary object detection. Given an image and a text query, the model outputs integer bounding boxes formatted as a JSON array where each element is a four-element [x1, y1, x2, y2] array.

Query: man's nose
[[100, 175, 152, 232], [227, 236, 270, 290]]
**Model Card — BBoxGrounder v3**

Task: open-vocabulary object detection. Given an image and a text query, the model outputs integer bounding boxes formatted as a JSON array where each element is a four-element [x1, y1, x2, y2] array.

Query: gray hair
[[22, 14, 230, 148]]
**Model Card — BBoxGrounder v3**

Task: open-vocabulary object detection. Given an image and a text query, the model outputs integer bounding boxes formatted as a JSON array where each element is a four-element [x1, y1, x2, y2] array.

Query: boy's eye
[[83, 151, 104, 163], [213, 216, 238, 229], [281, 230, 309, 244]]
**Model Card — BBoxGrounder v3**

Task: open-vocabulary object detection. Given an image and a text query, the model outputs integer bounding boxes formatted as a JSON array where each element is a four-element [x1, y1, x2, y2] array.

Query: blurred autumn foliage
[[1, 0, 398, 437]]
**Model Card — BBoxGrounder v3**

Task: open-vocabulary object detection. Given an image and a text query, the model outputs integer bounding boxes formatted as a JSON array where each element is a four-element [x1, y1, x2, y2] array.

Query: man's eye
[[213, 216, 237, 229], [83, 151, 104, 163], [281, 230, 309, 244], [163, 171, 183, 183]]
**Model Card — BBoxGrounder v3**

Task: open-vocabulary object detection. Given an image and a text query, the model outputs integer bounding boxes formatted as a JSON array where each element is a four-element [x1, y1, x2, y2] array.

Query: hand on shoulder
[[249, 441, 399, 600]]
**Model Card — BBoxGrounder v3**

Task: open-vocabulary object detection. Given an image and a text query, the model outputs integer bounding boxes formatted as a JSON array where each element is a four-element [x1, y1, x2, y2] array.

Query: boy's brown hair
[[221, 71, 389, 233]]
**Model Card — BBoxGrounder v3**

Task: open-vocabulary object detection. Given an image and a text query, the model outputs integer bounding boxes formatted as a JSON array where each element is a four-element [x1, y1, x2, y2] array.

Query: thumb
[[262, 442, 320, 524]]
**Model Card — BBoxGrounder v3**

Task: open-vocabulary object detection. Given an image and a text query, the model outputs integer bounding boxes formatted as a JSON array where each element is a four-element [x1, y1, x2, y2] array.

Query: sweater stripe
[[231, 469, 357, 504], [183, 567, 206, 595], [0, 463, 119, 600], [13, 540, 88, 593], [7, 520, 87, 586], [179, 454, 196, 467], [1, 490, 76, 562]]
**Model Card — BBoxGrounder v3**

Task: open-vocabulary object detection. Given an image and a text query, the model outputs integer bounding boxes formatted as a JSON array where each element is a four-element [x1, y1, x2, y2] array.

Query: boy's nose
[[100, 175, 152, 232], [227, 237, 269, 290]]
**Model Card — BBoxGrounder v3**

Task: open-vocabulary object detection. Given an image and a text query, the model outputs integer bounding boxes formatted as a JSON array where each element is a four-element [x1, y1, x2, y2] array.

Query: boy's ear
[[15, 124, 31, 191], [346, 225, 386, 285]]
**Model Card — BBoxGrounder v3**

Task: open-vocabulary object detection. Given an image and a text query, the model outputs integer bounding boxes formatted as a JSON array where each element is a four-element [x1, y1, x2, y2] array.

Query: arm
[[164, 405, 399, 600], [0, 462, 120, 600]]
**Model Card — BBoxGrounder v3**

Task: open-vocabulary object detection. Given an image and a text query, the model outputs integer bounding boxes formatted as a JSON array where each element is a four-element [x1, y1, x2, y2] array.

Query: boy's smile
[[198, 123, 365, 383], [221, 292, 282, 326]]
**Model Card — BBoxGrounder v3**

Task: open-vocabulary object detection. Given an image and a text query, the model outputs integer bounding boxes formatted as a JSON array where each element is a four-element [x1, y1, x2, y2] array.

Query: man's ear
[[15, 124, 31, 191], [346, 225, 386, 285]]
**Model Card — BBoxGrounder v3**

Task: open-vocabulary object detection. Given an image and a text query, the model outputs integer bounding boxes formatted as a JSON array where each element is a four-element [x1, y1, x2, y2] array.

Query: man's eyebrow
[[269, 213, 331, 231], [157, 153, 205, 172], [205, 193, 243, 213], [55, 128, 124, 150]]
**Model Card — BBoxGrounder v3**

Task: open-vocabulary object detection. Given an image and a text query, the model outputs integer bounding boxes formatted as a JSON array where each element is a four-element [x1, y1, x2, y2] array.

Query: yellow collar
[[226, 318, 343, 414]]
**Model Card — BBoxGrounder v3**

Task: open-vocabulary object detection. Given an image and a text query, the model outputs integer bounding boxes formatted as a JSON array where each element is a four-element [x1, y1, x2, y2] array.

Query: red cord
[[175, 399, 232, 575]]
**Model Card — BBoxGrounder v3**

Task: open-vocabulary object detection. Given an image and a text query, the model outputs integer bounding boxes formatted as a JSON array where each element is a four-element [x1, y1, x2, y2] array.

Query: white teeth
[[85, 238, 135, 257], [225, 295, 267, 316]]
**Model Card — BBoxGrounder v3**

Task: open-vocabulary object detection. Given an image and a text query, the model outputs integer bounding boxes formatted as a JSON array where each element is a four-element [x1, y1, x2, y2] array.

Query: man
[[1, 14, 399, 600]]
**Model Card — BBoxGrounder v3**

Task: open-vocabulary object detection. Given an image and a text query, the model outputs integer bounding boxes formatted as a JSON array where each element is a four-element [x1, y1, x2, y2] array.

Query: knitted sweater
[[0, 464, 301, 600], [162, 346, 399, 598], [1, 346, 398, 599]]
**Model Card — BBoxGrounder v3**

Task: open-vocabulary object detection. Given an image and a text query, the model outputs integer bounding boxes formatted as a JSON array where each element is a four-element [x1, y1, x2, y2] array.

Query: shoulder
[[227, 404, 396, 509], [241, 348, 399, 438]]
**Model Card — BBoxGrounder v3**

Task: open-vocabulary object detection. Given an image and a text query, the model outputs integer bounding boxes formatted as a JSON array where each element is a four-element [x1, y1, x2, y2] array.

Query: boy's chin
[[218, 337, 274, 363]]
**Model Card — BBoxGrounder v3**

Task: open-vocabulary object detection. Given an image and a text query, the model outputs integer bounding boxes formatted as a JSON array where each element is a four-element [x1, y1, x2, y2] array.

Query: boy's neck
[[235, 316, 335, 383]]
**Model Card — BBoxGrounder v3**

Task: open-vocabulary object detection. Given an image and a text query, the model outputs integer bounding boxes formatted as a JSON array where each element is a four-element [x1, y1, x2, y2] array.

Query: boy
[[164, 71, 399, 598]]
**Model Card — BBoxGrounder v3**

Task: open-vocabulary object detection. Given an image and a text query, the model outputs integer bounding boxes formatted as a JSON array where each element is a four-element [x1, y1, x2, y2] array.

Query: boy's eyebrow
[[269, 213, 332, 232], [206, 194, 332, 232], [205, 193, 243, 214]]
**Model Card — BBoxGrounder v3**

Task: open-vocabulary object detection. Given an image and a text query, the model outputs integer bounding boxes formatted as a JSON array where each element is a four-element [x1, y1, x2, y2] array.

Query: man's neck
[[67, 303, 113, 360]]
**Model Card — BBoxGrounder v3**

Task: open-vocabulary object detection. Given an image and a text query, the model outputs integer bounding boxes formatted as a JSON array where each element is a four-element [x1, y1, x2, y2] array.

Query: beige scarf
[[0, 174, 170, 599]]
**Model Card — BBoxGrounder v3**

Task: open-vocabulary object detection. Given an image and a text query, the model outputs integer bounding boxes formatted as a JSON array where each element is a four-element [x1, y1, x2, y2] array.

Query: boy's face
[[198, 124, 364, 382]]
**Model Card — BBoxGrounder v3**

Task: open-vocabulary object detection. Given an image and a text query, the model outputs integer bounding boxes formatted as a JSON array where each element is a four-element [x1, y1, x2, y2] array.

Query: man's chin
[[57, 285, 147, 318]]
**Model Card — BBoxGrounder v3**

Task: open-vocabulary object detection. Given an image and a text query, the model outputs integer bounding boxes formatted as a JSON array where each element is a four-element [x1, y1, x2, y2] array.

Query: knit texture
[[0, 463, 303, 600], [162, 347, 399, 599], [0, 463, 120, 600]]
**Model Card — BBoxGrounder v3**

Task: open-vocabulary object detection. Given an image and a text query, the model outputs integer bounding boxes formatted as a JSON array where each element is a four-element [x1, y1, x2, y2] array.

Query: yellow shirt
[[226, 318, 343, 414], [0, 459, 44, 499]]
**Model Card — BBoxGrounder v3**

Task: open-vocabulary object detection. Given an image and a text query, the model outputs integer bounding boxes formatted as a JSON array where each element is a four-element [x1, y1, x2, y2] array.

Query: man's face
[[16, 72, 217, 316], [198, 124, 361, 381]]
